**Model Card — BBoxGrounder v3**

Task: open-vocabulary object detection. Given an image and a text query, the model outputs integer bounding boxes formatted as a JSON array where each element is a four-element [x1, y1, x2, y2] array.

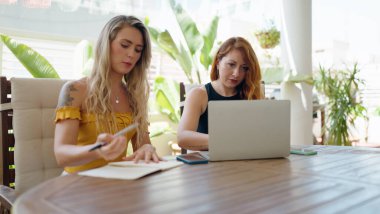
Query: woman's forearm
[[54, 143, 102, 167], [177, 130, 209, 151]]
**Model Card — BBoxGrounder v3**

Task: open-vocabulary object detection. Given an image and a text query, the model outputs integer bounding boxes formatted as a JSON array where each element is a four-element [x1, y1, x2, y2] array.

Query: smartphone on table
[[176, 152, 209, 164], [290, 149, 317, 156]]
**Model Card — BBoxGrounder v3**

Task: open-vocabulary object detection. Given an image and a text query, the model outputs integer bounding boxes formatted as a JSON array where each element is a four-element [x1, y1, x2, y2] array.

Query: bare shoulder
[[185, 85, 208, 111], [57, 78, 88, 108], [186, 85, 207, 101]]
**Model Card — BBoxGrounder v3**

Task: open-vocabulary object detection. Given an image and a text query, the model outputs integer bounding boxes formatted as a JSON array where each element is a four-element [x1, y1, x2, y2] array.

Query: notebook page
[[78, 165, 159, 180], [109, 160, 183, 170]]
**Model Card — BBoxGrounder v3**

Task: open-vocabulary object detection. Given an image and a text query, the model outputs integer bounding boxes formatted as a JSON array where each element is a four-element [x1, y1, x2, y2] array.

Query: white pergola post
[[281, 0, 313, 145]]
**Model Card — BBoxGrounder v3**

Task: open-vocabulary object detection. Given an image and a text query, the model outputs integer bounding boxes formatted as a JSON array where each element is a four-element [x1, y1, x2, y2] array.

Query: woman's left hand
[[123, 144, 162, 163]]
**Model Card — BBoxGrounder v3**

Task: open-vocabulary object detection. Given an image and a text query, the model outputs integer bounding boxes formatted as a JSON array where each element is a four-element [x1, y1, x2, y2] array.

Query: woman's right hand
[[95, 133, 126, 161]]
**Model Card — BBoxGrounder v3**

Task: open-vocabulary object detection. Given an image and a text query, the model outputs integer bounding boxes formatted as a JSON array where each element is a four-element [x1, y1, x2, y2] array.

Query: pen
[[88, 123, 138, 152]]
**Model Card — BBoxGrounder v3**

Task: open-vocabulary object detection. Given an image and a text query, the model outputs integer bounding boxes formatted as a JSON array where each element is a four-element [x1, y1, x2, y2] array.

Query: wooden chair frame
[[0, 76, 14, 188], [0, 76, 16, 213], [179, 82, 187, 154], [0, 76, 66, 213]]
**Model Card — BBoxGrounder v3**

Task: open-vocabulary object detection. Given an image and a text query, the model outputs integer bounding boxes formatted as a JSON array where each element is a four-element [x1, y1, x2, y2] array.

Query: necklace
[[115, 96, 120, 104]]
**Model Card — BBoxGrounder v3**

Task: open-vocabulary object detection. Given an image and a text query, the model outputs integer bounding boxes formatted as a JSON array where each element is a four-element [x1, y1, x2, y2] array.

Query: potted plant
[[255, 20, 280, 49], [314, 64, 368, 146]]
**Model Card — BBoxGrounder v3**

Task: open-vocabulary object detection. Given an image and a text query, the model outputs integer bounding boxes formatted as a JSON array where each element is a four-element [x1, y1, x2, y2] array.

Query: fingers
[[133, 150, 145, 163], [123, 153, 135, 161], [121, 144, 162, 163], [96, 133, 114, 144], [129, 144, 160, 163], [144, 151, 153, 163], [97, 135, 126, 161], [152, 153, 160, 163]]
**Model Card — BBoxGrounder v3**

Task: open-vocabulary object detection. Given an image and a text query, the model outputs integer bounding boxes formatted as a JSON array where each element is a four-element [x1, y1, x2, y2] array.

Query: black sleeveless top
[[197, 82, 242, 134]]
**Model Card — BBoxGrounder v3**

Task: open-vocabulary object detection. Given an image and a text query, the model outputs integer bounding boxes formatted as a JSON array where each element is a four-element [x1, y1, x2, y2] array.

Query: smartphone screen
[[176, 152, 209, 164]]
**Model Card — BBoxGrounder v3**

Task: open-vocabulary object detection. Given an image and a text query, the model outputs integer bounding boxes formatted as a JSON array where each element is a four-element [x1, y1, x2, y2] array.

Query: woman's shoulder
[[57, 78, 88, 108], [185, 84, 208, 104], [64, 78, 88, 90], [187, 84, 207, 96]]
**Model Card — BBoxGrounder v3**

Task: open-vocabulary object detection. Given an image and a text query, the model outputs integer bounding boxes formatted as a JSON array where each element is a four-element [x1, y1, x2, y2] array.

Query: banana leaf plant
[[147, 76, 180, 139], [145, 0, 219, 126], [153, 76, 180, 123], [0, 34, 60, 78], [146, 0, 219, 84]]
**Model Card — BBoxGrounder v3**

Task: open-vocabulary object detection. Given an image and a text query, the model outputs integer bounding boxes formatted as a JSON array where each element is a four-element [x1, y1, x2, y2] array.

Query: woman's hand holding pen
[[123, 144, 162, 163], [95, 133, 126, 161]]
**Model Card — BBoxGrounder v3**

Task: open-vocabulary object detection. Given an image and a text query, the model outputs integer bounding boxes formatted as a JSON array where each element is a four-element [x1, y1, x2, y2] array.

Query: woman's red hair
[[210, 37, 263, 100]]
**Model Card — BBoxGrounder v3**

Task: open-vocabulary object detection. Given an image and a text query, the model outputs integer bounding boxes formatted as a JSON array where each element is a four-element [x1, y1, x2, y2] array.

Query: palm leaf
[[200, 16, 219, 71], [0, 34, 60, 78], [149, 122, 171, 138], [147, 26, 160, 47], [177, 43, 194, 83], [170, 0, 203, 55], [153, 76, 180, 123], [157, 30, 179, 60], [156, 31, 193, 83]]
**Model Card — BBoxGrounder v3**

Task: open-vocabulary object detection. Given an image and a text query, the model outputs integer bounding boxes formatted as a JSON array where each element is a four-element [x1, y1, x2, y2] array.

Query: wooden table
[[13, 145, 380, 213]]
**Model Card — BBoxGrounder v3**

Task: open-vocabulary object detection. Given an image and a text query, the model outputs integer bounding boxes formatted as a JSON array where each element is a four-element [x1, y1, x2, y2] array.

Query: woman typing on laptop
[[177, 37, 263, 151]]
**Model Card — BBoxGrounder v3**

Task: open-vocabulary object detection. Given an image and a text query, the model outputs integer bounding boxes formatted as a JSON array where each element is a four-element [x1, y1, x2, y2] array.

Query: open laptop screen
[[208, 100, 290, 161]]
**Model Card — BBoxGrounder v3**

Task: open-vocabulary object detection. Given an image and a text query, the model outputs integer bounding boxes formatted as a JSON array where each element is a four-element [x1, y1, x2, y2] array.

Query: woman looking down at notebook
[[54, 15, 161, 174], [178, 37, 263, 151]]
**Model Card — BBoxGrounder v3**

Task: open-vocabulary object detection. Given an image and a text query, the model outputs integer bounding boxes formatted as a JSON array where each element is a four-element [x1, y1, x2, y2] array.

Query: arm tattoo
[[57, 83, 78, 107]]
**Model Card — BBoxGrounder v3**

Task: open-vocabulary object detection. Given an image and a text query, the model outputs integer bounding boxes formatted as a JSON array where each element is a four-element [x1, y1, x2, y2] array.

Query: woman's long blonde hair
[[85, 15, 151, 147], [210, 37, 263, 100]]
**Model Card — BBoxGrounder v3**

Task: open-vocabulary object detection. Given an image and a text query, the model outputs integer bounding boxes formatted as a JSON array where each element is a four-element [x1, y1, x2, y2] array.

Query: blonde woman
[[54, 15, 161, 174], [178, 37, 263, 151]]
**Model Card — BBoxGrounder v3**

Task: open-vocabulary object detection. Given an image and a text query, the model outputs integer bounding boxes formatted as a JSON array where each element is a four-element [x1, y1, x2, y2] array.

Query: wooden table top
[[13, 145, 380, 214]]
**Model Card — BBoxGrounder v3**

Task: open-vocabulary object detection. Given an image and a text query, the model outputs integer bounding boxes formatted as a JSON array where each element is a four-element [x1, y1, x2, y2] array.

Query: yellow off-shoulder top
[[55, 106, 136, 173]]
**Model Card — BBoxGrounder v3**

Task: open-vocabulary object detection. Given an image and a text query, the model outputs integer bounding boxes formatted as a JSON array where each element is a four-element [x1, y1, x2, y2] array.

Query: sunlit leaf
[[0, 34, 60, 78], [153, 76, 180, 123], [170, 0, 203, 55], [200, 16, 219, 71]]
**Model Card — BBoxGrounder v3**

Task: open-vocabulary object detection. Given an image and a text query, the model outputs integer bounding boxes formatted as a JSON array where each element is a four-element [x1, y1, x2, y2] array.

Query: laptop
[[206, 100, 290, 161]]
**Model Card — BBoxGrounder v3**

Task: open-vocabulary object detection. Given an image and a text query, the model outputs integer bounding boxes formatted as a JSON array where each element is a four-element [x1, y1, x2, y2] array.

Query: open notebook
[[78, 160, 183, 180]]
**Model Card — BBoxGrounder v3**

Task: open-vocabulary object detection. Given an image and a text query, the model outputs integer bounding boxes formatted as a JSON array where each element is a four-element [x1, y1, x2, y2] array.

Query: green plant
[[146, 0, 219, 84], [145, 0, 219, 126], [314, 64, 368, 146], [0, 34, 60, 78], [153, 76, 180, 123], [255, 20, 280, 49], [1, 34, 173, 152], [253, 20, 310, 86], [375, 107, 380, 116], [75, 40, 94, 77]]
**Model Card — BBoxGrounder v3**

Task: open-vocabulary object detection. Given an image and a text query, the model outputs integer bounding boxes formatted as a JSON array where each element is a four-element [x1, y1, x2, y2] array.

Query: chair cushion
[[11, 78, 67, 194]]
